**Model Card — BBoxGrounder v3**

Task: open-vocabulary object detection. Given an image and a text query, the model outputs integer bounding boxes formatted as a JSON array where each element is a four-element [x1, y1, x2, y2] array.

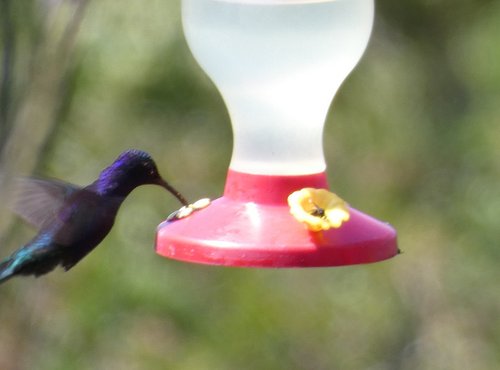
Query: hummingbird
[[0, 149, 188, 284]]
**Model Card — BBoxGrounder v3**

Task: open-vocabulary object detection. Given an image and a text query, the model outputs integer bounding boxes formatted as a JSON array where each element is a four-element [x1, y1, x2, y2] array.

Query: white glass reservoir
[[182, 0, 374, 175]]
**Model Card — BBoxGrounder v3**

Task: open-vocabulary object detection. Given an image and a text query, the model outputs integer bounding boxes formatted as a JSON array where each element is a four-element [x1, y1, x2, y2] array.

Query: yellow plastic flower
[[287, 188, 350, 232]]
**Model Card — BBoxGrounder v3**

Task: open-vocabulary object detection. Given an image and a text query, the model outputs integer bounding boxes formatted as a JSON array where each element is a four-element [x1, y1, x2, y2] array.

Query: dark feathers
[[0, 150, 187, 284]]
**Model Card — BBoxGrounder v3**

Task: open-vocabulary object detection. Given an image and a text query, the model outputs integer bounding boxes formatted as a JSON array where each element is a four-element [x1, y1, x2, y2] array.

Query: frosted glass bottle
[[182, 0, 374, 175]]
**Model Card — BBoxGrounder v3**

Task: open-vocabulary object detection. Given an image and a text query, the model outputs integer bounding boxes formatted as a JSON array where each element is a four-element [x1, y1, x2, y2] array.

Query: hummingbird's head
[[95, 150, 188, 205]]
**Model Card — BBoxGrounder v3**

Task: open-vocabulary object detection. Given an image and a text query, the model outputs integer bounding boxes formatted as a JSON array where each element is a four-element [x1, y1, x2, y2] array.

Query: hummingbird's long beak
[[158, 178, 189, 206]]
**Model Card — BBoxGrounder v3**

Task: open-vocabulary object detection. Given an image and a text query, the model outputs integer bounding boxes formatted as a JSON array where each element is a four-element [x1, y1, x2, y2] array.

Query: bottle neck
[[223, 169, 329, 205]]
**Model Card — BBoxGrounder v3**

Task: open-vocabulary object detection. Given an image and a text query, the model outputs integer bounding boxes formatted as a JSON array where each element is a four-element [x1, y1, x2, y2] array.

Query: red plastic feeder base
[[155, 170, 398, 267]]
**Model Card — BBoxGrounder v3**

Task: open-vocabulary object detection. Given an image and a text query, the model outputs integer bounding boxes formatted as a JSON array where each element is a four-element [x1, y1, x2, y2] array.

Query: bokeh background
[[0, 0, 499, 369]]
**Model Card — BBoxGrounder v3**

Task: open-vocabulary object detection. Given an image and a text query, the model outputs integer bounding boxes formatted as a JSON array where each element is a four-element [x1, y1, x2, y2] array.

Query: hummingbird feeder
[[155, 0, 398, 267]]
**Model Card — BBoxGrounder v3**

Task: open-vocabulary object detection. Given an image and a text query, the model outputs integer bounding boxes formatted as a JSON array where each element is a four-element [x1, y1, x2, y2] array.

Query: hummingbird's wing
[[10, 177, 81, 229]]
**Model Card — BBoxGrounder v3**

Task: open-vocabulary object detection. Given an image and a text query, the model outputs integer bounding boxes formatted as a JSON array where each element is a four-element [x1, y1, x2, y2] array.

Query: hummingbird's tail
[[0, 258, 16, 284]]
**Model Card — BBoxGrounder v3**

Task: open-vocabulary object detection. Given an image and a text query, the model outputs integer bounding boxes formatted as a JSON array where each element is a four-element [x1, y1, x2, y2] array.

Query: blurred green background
[[0, 0, 499, 369]]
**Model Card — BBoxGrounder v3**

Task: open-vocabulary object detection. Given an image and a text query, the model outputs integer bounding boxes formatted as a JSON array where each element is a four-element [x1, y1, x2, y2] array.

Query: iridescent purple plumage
[[0, 150, 188, 284]]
